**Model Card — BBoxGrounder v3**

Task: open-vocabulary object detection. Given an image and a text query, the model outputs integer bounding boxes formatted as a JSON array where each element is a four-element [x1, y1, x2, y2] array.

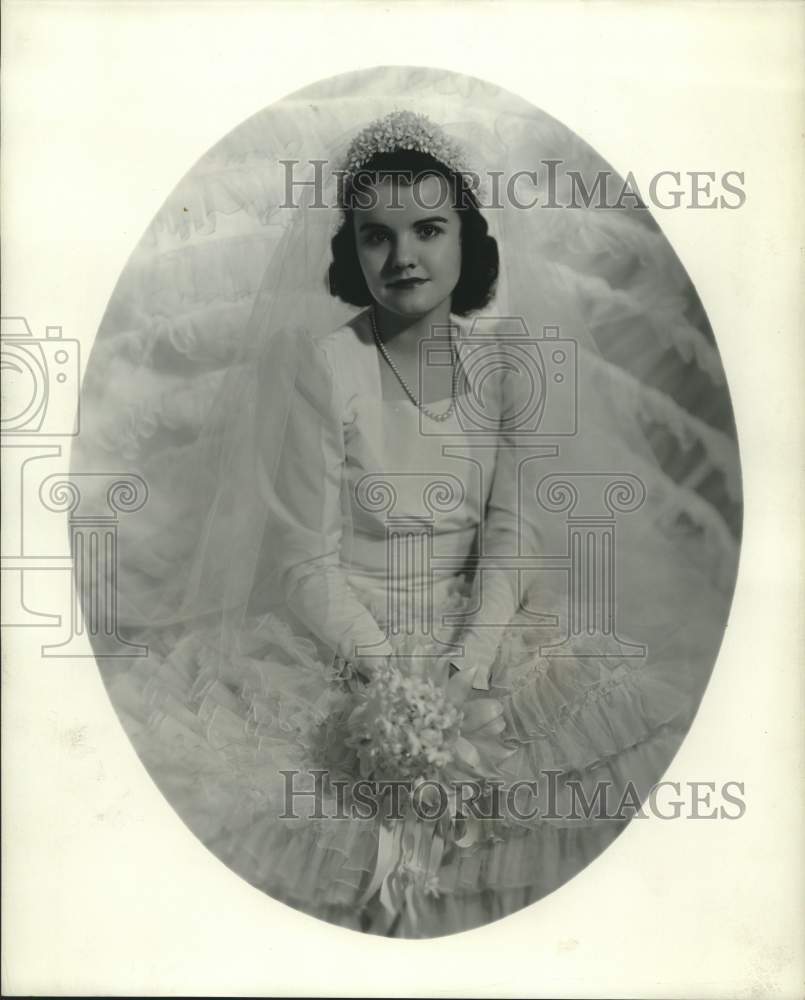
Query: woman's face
[[353, 173, 462, 319]]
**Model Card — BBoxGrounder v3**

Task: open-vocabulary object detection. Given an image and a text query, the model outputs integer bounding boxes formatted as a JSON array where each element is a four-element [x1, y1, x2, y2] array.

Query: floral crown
[[338, 110, 473, 200]]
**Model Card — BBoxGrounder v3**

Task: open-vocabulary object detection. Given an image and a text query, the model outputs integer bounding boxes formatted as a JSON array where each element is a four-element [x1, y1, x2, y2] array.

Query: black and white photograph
[[71, 66, 743, 937], [2, 3, 803, 995]]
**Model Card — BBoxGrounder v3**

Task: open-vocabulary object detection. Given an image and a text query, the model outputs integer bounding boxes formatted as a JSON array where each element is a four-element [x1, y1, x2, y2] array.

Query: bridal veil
[[72, 69, 741, 876]]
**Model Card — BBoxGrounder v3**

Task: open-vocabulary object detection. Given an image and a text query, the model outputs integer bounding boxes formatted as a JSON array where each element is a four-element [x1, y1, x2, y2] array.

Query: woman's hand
[[351, 654, 391, 685], [444, 661, 481, 706], [438, 655, 492, 706], [451, 631, 495, 691], [468, 659, 493, 691]]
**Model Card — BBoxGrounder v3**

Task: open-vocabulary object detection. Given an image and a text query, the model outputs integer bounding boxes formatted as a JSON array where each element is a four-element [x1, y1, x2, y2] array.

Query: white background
[[2, 2, 803, 996]]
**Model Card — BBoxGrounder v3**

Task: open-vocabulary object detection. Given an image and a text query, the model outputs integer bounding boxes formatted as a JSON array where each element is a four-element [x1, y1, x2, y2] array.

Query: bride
[[93, 109, 736, 937], [275, 121, 527, 689]]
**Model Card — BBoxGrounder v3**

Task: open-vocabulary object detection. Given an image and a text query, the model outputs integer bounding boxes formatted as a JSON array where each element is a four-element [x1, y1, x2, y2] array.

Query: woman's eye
[[364, 231, 389, 246], [417, 224, 443, 240]]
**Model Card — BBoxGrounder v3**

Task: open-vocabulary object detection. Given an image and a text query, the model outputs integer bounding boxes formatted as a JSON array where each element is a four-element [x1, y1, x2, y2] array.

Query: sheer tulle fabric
[[75, 75, 739, 937]]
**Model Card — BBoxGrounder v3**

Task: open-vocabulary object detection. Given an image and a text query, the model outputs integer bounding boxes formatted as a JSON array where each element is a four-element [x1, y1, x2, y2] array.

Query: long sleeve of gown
[[258, 333, 393, 662], [456, 365, 543, 684]]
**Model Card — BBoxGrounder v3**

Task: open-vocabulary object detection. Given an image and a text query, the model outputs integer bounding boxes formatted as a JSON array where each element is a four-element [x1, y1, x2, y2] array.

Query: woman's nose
[[389, 235, 416, 270]]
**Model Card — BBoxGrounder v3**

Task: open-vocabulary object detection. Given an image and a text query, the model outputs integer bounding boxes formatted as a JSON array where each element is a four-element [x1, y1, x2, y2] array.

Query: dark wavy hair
[[328, 150, 499, 317]]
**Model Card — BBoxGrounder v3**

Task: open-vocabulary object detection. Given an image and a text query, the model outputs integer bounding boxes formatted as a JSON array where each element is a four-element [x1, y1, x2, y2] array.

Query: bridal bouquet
[[344, 656, 511, 788], [345, 660, 462, 782], [309, 652, 515, 930]]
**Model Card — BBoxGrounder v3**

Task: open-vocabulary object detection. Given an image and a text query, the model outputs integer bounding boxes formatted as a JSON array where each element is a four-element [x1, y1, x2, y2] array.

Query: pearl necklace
[[370, 309, 459, 423]]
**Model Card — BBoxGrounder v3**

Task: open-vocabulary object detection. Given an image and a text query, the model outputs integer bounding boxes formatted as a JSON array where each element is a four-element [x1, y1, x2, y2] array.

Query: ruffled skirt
[[103, 576, 710, 938]]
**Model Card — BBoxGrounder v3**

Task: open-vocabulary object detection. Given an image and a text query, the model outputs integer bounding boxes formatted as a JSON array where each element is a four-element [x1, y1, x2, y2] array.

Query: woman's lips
[[386, 277, 429, 289]]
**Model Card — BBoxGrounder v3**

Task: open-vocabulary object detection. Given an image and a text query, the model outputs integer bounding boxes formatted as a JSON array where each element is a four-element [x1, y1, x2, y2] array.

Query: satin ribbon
[[360, 814, 447, 933]]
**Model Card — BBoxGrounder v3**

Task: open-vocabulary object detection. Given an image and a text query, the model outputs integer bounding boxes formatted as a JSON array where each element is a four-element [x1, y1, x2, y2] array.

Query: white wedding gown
[[104, 310, 731, 937]]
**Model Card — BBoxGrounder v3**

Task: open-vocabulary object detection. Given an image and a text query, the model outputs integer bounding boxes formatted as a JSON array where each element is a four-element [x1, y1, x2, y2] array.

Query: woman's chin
[[386, 304, 428, 319], [378, 289, 448, 319]]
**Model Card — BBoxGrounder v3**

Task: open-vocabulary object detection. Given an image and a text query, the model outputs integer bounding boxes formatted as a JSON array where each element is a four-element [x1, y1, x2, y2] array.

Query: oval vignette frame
[[72, 65, 742, 938]]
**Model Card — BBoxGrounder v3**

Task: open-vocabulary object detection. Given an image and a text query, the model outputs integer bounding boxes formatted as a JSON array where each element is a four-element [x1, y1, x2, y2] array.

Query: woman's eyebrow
[[358, 215, 450, 232]]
